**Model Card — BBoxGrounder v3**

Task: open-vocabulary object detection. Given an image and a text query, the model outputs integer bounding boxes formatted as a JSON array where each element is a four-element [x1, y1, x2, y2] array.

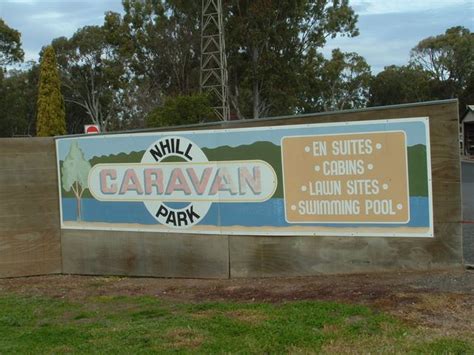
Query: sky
[[0, 0, 473, 73]]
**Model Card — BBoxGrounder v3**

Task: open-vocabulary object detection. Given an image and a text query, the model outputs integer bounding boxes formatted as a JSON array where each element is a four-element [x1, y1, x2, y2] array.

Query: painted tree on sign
[[61, 141, 91, 221]]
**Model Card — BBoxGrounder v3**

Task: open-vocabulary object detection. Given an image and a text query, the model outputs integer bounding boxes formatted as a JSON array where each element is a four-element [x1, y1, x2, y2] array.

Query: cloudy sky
[[0, 0, 473, 73]]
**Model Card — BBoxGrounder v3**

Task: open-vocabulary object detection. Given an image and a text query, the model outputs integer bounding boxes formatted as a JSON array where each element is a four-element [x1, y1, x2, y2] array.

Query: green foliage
[[146, 93, 214, 127], [36, 46, 66, 136], [413, 338, 473, 354], [117, 0, 201, 96], [104, 0, 360, 120], [410, 26, 473, 88], [369, 65, 432, 106], [50, 25, 126, 132], [0, 18, 24, 65], [100, 0, 201, 129], [0, 295, 401, 353], [0, 66, 39, 137], [0, 294, 471, 353], [369, 26, 474, 111], [3, 4, 473, 137], [0, 19, 31, 137], [299, 48, 371, 112], [410, 26, 474, 110], [226, 0, 360, 118]]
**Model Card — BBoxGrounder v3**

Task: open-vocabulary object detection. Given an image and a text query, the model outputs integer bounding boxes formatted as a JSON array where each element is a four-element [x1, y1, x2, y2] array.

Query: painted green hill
[[59, 141, 428, 199], [407, 144, 428, 196], [202, 142, 283, 198]]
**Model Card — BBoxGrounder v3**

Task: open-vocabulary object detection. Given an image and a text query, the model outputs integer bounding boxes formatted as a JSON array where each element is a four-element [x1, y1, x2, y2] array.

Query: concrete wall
[[462, 161, 474, 265], [0, 138, 61, 277], [61, 100, 463, 278]]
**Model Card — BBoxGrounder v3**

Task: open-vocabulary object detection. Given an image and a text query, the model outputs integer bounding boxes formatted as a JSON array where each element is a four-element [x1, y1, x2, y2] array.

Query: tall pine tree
[[36, 45, 66, 136]]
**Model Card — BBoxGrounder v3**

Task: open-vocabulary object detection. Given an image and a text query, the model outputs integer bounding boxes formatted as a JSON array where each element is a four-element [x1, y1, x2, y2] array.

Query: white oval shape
[[88, 160, 277, 203]]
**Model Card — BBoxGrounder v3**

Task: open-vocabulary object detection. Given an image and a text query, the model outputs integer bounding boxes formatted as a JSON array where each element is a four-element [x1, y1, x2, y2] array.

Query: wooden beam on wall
[[0, 138, 61, 277]]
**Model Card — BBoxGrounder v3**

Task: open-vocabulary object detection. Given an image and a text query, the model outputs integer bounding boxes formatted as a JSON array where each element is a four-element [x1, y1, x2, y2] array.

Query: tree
[[147, 93, 214, 127], [36, 46, 66, 136], [101, 1, 202, 126], [367, 27, 474, 110], [410, 26, 474, 108], [61, 141, 91, 221], [298, 48, 371, 112], [0, 65, 39, 137], [0, 18, 24, 65], [226, 0, 359, 118], [50, 25, 125, 132], [369, 65, 432, 107], [107, 1, 201, 96], [106, 0, 360, 121]]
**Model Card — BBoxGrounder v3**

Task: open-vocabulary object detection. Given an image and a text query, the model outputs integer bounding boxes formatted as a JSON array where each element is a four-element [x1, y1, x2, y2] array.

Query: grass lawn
[[0, 294, 472, 354]]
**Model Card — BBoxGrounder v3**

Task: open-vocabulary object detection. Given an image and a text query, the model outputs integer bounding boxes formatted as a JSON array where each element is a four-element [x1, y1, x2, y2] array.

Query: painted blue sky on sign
[[56, 119, 429, 161]]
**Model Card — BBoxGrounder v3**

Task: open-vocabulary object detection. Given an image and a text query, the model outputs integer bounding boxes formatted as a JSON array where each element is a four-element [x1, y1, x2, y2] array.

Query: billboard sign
[[56, 117, 433, 237]]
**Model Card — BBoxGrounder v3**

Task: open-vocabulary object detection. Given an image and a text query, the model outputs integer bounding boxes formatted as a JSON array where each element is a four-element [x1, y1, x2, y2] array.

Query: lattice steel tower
[[200, 0, 230, 121]]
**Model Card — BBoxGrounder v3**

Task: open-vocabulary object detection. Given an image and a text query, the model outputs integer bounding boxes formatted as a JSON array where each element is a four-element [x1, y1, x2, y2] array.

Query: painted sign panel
[[282, 131, 409, 224], [56, 117, 433, 237]]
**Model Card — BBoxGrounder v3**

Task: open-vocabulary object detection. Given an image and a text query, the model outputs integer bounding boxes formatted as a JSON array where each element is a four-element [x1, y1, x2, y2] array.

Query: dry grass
[[165, 327, 206, 349]]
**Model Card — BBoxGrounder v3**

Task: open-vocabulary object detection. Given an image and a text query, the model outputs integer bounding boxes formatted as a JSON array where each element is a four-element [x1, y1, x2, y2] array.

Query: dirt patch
[[1, 269, 472, 304], [165, 327, 205, 349], [344, 315, 366, 326], [0, 269, 472, 333], [322, 323, 341, 334], [381, 292, 474, 333], [322, 334, 401, 354], [191, 309, 218, 320]]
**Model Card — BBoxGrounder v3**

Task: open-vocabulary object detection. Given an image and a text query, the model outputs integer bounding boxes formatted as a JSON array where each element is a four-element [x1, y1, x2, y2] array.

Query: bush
[[146, 94, 215, 128]]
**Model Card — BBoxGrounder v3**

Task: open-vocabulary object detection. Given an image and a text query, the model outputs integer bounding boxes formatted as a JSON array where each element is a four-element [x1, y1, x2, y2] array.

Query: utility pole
[[200, 0, 230, 121]]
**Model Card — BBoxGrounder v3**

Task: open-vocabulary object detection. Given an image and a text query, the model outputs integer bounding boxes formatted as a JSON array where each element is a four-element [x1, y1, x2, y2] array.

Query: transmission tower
[[200, 0, 230, 121]]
